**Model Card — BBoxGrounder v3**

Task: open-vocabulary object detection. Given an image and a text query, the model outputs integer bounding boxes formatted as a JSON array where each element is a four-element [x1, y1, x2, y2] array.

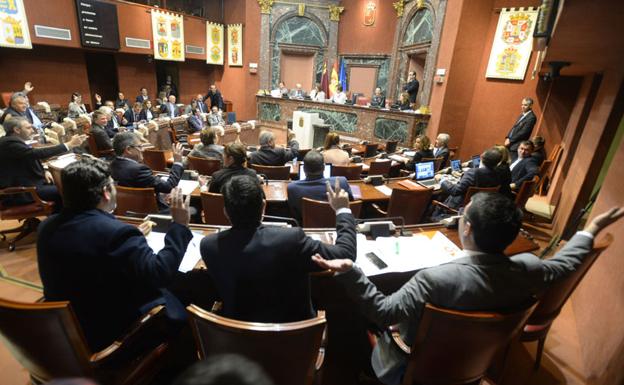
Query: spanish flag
[[328, 60, 339, 97], [320, 60, 329, 96]]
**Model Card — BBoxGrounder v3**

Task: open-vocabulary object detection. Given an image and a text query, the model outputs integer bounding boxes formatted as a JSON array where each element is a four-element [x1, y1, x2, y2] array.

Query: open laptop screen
[[415, 161, 435, 180], [299, 163, 332, 180], [451, 159, 461, 172], [471, 155, 481, 168]]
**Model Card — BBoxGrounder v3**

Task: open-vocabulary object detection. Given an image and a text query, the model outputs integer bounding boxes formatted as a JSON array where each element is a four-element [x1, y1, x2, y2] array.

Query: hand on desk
[[312, 253, 353, 273], [584, 207, 624, 237]]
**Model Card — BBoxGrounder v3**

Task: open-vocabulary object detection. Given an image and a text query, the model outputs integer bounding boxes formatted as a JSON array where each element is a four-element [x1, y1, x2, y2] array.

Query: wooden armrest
[[371, 203, 388, 216], [388, 325, 411, 354], [90, 305, 166, 364], [431, 200, 458, 215], [0, 187, 53, 207], [315, 310, 327, 371]]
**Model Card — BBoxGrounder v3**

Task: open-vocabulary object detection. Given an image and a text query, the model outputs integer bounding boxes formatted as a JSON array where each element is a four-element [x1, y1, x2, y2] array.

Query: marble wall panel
[[374, 118, 409, 142], [403, 8, 433, 45], [259, 102, 281, 121], [297, 107, 358, 133]]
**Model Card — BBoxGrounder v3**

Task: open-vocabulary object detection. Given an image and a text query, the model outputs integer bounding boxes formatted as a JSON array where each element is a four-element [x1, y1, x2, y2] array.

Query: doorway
[[156, 61, 180, 100], [85, 52, 119, 110]]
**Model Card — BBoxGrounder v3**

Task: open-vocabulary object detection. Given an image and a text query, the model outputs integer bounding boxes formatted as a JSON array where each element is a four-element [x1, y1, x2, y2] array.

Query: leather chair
[[538, 144, 562, 195], [142, 149, 169, 172], [421, 157, 445, 172], [114, 186, 159, 216], [356, 96, 370, 106], [331, 164, 363, 180], [200, 192, 230, 226], [536, 160, 552, 196], [187, 156, 222, 176], [364, 143, 379, 158], [297, 148, 311, 159], [301, 198, 363, 228], [368, 159, 392, 177], [0, 298, 169, 385], [250, 164, 291, 180], [521, 233, 613, 370], [186, 304, 327, 385], [432, 185, 500, 216], [372, 187, 432, 225], [514, 175, 539, 209], [0, 187, 55, 251], [87, 134, 114, 158], [390, 302, 536, 385], [385, 140, 399, 154]]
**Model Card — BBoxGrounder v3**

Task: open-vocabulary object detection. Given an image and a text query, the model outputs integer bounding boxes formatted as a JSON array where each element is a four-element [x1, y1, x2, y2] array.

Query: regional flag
[[320, 60, 329, 96], [329, 60, 339, 97]]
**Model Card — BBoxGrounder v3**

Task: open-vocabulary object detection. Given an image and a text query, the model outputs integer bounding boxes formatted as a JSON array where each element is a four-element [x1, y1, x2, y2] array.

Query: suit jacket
[[287, 176, 354, 222], [403, 79, 420, 103], [187, 115, 205, 133], [495, 164, 514, 199], [115, 98, 130, 110], [195, 100, 208, 114], [110, 157, 184, 209], [105, 117, 120, 138], [405, 149, 434, 171], [506, 110, 537, 153], [139, 108, 154, 122], [68, 102, 87, 118], [90, 124, 113, 152], [371, 95, 386, 108], [38, 209, 192, 351], [200, 212, 356, 323], [249, 145, 297, 166], [123, 109, 143, 127], [335, 232, 594, 385], [205, 90, 224, 110], [208, 166, 257, 193], [0, 136, 67, 189], [432, 146, 450, 168], [161, 102, 180, 118], [511, 157, 539, 187], [532, 148, 546, 166], [207, 112, 225, 127], [440, 167, 500, 210], [136, 95, 149, 103]]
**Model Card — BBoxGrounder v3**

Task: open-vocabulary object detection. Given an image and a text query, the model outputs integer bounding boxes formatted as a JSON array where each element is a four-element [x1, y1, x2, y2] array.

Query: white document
[[177, 180, 199, 196], [146, 231, 204, 273], [374, 185, 393, 196], [403, 151, 416, 157], [48, 154, 78, 169], [355, 232, 464, 277]]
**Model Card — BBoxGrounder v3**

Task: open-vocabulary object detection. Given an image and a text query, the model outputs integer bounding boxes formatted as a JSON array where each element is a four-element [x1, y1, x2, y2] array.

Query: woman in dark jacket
[[405, 134, 434, 171]]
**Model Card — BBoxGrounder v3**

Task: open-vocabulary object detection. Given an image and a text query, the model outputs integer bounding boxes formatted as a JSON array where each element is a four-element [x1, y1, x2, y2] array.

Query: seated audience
[[111, 132, 185, 211], [161, 75, 178, 98], [194, 93, 208, 114], [0, 117, 85, 209], [493, 145, 514, 199], [205, 84, 224, 110], [199, 175, 356, 322], [322, 132, 350, 166], [432, 148, 501, 217], [290, 83, 306, 99], [209, 143, 257, 193], [115, 92, 130, 110], [38, 156, 192, 352], [531, 135, 547, 166], [207, 105, 226, 127], [123, 102, 144, 127], [331, 84, 347, 104], [397, 92, 411, 111], [161, 95, 180, 118], [287, 151, 354, 222], [274, 81, 289, 96], [89, 110, 113, 153], [187, 108, 206, 133], [68, 92, 88, 118], [99, 106, 119, 138], [188, 127, 224, 163], [0, 92, 58, 144], [313, 194, 623, 385], [432, 133, 451, 168], [249, 130, 298, 166], [510, 140, 539, 190], [136, 87, 149, 103], [405, 134, 434, 171], [140, 100, 154, 121], [370, 87, 386, 108], [309, 83, 326, 102]]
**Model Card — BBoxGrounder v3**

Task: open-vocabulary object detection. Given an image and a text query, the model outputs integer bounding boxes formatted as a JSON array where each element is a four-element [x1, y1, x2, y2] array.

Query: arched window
[[402, 8, 433, 46]]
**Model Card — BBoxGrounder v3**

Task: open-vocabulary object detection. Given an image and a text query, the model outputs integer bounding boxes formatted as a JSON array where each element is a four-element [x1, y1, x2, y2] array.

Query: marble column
[[259, 13, 271, 90]]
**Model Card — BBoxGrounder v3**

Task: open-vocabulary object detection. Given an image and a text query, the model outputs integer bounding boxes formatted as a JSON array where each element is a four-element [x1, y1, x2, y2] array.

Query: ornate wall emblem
[[257, 0, 274, 14], [329, 5, 344, 22]]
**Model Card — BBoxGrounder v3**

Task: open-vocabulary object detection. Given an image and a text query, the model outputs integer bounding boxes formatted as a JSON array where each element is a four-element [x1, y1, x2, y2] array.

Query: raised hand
[[584, 207, 624, 237], [172, 142, 184, 163], [170, 187, 191, 226], [94, 93, 102, 103], [326, 178, 349, 212], [311, 253, 353, 273], [66, 134, 88, 149], [24, 82, 34, 93]]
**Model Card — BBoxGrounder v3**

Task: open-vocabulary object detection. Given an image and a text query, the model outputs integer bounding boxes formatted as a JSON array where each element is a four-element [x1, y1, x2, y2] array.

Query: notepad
[[374, 185, 393, 196], [146, 231, 204, 273], [350, 185, 362, 200], [177, 180, 199, 196]]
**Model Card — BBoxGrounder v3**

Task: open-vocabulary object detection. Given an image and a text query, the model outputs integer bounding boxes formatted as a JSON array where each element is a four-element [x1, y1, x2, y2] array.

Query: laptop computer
[[414, 161, 438, 188], [451, 159, 461, 172], [299, 163, 332, 180], [471, 155, 481, 168]]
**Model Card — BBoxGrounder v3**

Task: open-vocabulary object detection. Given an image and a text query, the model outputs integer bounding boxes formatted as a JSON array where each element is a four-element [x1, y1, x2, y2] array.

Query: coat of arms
[[501, 12, 532, 45]]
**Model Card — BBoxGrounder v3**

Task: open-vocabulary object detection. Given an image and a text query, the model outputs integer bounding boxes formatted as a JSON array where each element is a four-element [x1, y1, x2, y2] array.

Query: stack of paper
[[146, 231, 205, 273]]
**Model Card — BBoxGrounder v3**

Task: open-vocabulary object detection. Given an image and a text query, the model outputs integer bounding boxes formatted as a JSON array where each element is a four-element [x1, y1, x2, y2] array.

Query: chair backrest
[[250, 164, 291, 180], [515, 175, 539, 209], [364, 143, 378, 158], [200, 192, 230, 225], [188, 156, 222, 176], [402, 302, 536, 385], [463, 185, 500, 207], [114, 186, 159, 216], [0, 299, 93, 383], [387, 187, 432, 225], [526, 233, 613, 326], [368, 160, 392, 176], [331, 164, 363, 180], [356, 96, 370, 106], [537, 159, 552, 180], [142, 149, 168, 172], [187, 304, 326, 385], [421, 157, 445, 172], [297, 148, 311, 159], [385, 140, 399, 154], [87, 135, 113, 158], [301, 198, 362, 228]]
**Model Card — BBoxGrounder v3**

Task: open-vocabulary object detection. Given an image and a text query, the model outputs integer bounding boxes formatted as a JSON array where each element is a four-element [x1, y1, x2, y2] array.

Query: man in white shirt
[[331, 84, 347, 104]]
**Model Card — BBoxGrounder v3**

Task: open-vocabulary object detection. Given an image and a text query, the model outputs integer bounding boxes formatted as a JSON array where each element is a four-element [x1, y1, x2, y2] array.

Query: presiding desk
[[257, 95, 430, 146]]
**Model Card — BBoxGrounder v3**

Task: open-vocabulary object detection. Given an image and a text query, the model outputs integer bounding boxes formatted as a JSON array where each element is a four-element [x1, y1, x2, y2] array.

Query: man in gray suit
[[313, 193, 623, 385]]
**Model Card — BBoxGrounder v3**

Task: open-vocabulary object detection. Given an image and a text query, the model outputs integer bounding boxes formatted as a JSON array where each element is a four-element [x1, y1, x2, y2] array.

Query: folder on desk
[[398, 179, 424, 191], [350, 185, 362, 200]]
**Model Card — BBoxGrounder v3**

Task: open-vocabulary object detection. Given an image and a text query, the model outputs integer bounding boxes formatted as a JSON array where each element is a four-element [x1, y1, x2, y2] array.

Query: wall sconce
[[435, 68, 446, 84], [249, 62, 258, 74], [364, 1, 376, 26]]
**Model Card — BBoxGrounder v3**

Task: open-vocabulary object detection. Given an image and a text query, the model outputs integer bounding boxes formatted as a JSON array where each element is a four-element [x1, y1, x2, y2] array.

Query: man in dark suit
[[187, 108, 205, 133], [136, 87, 150, 103], [161, 95, 180, 118], [115, 92, 130, 110], [402, 71, 419, 104], [205, 84, 224, 111], [123, 102, 144, 127], [506, 98, 537, 161], [531, 135, 547, 166], [249, 130, 298, 166], [432, 133, 451, 168], [200, 175, 356, 323], [89, 110, 113, 153], [192, 93, 208, 114], [110, 132, 185, 211], [510, 140, 539, 190], [287, 151, 354, 223], [37, 157, 193, 352], [313, 194, 623, 385], [433, 148, 501, 215], [0, 117, 85, 208]]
